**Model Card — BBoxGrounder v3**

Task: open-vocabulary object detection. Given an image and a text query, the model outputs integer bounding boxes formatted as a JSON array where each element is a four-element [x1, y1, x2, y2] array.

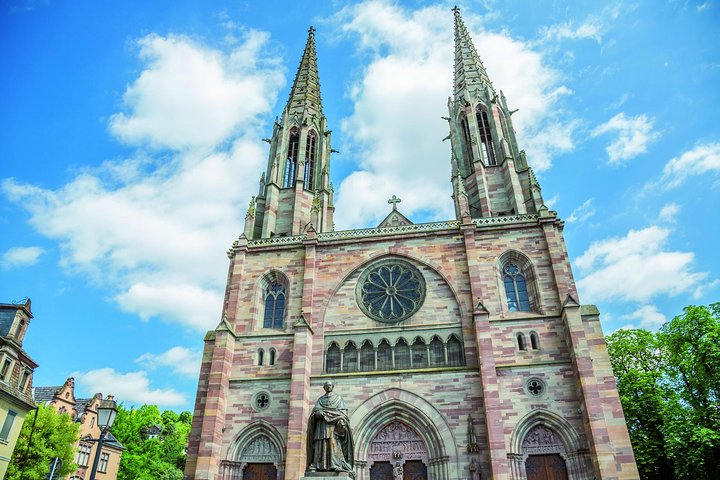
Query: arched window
[[447, 335, 463, 366], [269, 349, 276, 366], [263, 282, 286, 329], [284, 128, 300, 187], [360, 341, 375, 371], [326, 343, 340, 373], [395, 339, 410, 370], [503, 263, 530, 312], [411, 338, 428, 368], [459, 113, 473, 170], [517, 333, 526, 351], [377, 340, 392, 371], [429, 336, 445, 367], [343, 342, 358, 372], [476, 107, 496, 166], [257, 349, 265, 366], [530, 332, 540, 350], [304, 130, 317, 187]]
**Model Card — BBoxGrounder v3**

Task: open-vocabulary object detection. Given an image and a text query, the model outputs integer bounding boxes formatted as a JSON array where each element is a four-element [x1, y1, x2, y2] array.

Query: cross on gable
[[388, 195, 401, 210]]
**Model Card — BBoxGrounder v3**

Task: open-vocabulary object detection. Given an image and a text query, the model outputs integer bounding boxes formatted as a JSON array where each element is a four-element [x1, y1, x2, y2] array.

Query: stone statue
[[307, 381, 355, 477]]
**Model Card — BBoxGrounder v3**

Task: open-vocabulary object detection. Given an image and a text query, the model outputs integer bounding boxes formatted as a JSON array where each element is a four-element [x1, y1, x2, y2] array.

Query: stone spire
[[248, 26, 335, 239], [452, 6, 494, 100], [447, 7, 543, 220], [286, 26, 323, 119]]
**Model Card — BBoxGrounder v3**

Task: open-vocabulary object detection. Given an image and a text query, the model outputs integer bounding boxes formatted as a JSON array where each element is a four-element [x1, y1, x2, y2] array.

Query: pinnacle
[[286, 25, 323, 118], [452, 6, 494, 99]]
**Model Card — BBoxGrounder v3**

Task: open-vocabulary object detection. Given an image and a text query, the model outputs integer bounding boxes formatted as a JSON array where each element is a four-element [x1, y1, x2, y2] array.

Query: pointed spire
[[286, 26, 323, 118], [452, 6, 494, 99]]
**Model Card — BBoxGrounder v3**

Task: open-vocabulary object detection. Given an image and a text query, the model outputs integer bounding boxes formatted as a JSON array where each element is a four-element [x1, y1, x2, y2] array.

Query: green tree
[[6, 404, 79, 480], [607, 302, 720, 480], [659, 303, 720, 479], [111, 404, 192, 480], [606, 328, 674, 478]]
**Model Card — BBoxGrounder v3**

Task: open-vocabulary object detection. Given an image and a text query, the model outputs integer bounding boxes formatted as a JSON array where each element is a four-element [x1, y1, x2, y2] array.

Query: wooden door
[[403, 460, 427, 480], [525, 454, 568, 480], [370, 461, 393, 480], [243, 463, 277, 480]]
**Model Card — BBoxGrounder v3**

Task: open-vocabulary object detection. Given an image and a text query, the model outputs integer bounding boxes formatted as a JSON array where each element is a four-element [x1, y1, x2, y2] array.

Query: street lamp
[[88, 395, 118, 480]]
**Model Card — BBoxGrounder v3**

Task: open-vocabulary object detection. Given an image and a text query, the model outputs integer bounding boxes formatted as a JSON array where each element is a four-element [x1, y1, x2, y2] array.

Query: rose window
[[356, 259, 426, 323]]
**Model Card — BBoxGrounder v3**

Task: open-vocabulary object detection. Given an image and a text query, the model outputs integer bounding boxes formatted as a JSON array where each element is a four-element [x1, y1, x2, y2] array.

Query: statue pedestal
[[301, 472, 353, 480]]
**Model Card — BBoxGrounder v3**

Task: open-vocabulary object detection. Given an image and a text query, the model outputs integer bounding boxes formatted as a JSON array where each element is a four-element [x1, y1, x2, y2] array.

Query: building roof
[[33, 385, 62, 403]]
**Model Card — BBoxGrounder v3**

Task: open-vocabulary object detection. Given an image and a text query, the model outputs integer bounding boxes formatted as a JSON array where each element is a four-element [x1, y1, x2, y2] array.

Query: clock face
[[355, 259, 426, 323]]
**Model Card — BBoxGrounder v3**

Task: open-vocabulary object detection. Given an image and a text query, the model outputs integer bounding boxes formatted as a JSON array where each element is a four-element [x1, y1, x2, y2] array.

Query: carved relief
[[368, 421, 428, 464], [521, 425, 565, 455], [239, 435, 279, 464]]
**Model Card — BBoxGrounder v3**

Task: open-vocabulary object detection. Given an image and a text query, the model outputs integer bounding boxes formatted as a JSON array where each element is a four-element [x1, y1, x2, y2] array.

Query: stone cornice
[[240, 214, 539, 250]]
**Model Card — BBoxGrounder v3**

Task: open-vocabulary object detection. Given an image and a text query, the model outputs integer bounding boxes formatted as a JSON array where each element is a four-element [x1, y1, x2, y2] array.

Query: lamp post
[[88, 395, 118, 480]]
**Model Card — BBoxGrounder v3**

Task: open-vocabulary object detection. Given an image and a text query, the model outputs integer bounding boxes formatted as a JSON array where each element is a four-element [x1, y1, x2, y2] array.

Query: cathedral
[[185, 8, 639, 480]]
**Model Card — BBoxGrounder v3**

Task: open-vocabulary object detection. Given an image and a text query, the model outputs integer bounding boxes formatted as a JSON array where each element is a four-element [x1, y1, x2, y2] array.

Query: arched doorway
[[368, 421, 428, 480], [522, 425, 568, 480], [220, 429, 283, 480]]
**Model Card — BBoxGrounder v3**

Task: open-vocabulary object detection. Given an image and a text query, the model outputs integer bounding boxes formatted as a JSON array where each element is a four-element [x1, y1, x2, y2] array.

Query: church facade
[[185, 9, 639, 480]]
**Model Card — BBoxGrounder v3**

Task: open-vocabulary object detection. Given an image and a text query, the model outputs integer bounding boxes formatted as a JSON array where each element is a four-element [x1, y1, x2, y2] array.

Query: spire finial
[[452, 5, 461, 15], [308, 25, 315, 35]]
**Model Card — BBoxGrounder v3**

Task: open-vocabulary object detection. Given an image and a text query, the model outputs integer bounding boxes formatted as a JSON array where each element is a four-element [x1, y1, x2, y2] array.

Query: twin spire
[[241, 7, 544, 241]]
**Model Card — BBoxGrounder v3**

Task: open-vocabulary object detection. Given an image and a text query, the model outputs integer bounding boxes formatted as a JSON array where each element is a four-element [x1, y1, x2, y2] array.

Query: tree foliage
[[606, 302, 720, 480], [110, 404, 192, 480], [6, 404, 79, 480]]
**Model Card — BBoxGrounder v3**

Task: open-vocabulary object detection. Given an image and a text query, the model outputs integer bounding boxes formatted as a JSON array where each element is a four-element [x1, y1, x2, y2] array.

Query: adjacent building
[[34, 377, 124, 480], [186, 8, 639, 480], [0, 299, 38, 479]]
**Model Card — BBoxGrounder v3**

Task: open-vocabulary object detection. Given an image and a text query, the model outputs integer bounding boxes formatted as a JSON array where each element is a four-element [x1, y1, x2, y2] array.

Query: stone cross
[[388, 195, 401, 210]]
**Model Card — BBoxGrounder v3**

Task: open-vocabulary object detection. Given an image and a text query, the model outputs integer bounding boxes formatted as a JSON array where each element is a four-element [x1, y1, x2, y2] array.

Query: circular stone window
[[355, 259, 426, 323], [252, 391, 271, 411], [525, 378, 546, 397]]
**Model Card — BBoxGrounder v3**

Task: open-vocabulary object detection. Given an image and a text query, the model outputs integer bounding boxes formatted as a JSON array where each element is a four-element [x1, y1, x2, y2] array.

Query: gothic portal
[[185, 7, 639, 480]]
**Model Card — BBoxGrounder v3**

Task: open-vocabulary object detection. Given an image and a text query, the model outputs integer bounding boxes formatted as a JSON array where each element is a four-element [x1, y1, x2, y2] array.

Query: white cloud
[[697, 2, 711, 13], [658, 202, 680, 223], [544, 194, 560, 209], [333, 0, 576, 228], [539, 19, 603, 43], [591, 113, 659, 164], [576, 226, 707, 303], [1, 246, 44, 269], [73, 368, 186, 407], [2, 30, 284, 331], [620, 305, 667, 330], [660, 142, 720, 188], [135, 346, 201, 378], [565, 198, 595, 223], [109, 31, 282, 150]]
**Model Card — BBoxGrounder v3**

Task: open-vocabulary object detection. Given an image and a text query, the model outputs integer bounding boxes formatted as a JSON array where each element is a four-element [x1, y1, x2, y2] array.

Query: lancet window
[[324, 335, 465, 373], [343, 342, 358, 372], [303, 130, 317, 188], [263, 282, 286, 329], [412, 338, 428, 368], [503, 263, 531, 312], [476, 107, 496, 166], [284, 128, 300, 187], [447, 335, 464, 366], [459, 113, 474, 170]]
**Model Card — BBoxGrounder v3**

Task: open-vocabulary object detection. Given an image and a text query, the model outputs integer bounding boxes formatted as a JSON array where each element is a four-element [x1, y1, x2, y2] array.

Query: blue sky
[[1, 0, 718, 411]]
